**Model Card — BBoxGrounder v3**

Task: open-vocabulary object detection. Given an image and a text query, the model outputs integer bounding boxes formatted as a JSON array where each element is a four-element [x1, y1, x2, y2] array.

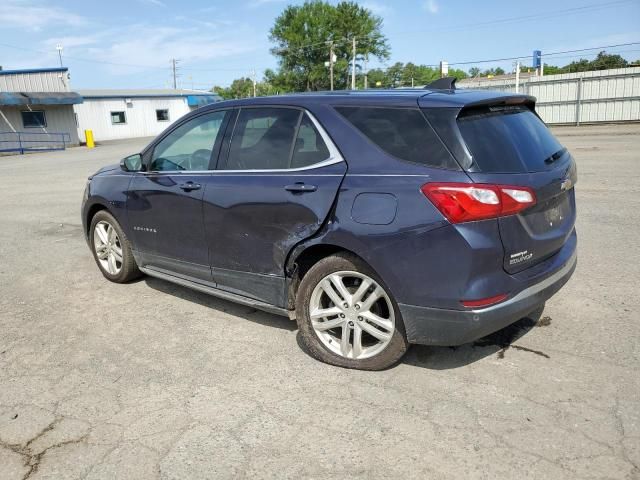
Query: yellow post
[[85, 129, 95, 149]]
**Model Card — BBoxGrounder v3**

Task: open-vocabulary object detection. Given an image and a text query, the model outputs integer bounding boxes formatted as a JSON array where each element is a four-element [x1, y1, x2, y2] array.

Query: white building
[[0, 67, 82, 152], [74, 89, 221, 142]]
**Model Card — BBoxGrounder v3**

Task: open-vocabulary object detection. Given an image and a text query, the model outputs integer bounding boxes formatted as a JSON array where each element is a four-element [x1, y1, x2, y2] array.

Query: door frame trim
[[142, 110, 345, 175]]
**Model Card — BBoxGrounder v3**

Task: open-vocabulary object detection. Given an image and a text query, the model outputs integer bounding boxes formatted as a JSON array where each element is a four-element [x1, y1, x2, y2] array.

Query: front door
[[202, 107, 346, 306], [128, 110, 229, 281]]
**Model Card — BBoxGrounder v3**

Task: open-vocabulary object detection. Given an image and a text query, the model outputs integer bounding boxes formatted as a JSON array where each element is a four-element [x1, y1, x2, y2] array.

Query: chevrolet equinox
[[82, 84, 577, 370]]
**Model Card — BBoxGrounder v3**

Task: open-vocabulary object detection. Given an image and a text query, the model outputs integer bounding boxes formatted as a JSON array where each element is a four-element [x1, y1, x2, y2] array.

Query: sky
[[0, 0, 639, 90]]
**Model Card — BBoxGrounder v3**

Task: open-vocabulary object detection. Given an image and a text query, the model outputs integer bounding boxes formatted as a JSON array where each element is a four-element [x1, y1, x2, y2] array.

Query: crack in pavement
[[0, 417, 88, 480]]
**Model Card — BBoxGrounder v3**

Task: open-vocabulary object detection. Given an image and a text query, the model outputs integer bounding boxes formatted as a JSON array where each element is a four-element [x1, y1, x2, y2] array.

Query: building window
[[21, 111, 47, 128], [111, 111, 126, 125], [156, 109, 169, 122]]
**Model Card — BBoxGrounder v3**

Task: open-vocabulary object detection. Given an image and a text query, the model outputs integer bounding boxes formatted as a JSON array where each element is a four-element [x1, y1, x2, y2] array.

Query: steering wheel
[[190, 149, 212, 170]]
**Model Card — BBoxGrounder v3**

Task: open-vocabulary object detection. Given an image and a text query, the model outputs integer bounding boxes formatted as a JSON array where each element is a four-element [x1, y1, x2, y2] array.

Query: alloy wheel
[[93, 221, 123, 275], [309, 271, 395, 360]]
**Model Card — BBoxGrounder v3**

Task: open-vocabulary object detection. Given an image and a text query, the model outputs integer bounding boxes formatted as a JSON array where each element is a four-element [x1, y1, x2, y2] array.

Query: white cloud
[[137, 0, 166, 6], [84, 25, 257, 74], [247, 0, 286, 8], [362, 2, 393, 16], [0, 0, 88, 31], [423, 0, 439, 14]]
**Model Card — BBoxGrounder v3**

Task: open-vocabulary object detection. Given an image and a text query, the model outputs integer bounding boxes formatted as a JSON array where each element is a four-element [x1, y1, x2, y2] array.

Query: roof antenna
[[425, 77, 456, 90]]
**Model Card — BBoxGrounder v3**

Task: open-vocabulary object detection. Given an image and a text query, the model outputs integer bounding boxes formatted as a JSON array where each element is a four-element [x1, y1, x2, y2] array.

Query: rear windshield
[[335, 106, 459, 169], [457, 106, 565, 173]]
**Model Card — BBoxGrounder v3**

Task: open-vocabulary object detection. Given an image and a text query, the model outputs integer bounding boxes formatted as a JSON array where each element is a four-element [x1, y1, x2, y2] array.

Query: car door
[[201, 106, 347, 306], [127, 110, 229, 282]]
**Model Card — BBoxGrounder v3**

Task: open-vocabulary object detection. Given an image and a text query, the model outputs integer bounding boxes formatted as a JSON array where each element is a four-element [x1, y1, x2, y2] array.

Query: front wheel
[[296, 253, 409, 370], [89, 210, 140, 283]]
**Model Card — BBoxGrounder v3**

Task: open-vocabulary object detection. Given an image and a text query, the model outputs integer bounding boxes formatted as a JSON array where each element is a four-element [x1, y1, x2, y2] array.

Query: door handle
[[179, 182, 201, 191], [284, 183, 317, 193]]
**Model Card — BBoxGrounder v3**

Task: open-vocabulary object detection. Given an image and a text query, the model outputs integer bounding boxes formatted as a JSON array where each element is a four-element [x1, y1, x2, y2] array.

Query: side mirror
[[120, 154, 143, 172]]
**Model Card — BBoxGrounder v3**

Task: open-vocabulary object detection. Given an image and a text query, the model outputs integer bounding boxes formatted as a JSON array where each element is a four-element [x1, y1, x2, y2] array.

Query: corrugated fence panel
[[0, 71, 70, 92], [460, 67, 640, 124]]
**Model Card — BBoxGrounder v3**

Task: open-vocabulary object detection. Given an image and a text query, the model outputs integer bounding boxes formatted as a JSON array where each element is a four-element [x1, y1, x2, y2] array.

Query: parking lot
[[0, 124, 639, 479]]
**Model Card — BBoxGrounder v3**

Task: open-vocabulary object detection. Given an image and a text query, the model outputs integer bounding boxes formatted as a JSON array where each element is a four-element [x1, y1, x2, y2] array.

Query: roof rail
[[425, 77, 457, 90]]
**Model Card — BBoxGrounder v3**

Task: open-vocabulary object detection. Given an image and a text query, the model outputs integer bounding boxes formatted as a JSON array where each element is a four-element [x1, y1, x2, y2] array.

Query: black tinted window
[[21, 111, 46, 128], [225, 108, 301, 170], [457, 107, 564, 173], [291, 114, 330, 168], [335, 106, 458, 169]]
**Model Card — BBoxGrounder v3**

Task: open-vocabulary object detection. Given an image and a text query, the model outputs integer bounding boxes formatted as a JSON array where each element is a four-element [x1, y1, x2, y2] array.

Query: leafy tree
[[589, 51, 628, 70], [468, 67, 481, 77], [363, 62, 466, 88], [269, 0, 390, 91], [212, 77, 279, 100]]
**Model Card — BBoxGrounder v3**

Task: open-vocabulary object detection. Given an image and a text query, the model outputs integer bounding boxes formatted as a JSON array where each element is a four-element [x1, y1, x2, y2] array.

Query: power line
[[268, 0, 636, 58], [448, 42, 640, 66]]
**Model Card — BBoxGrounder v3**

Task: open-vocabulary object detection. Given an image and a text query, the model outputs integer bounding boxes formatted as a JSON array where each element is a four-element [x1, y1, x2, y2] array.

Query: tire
[[89, 210, 141, 283], [296, 252, 409, 370]]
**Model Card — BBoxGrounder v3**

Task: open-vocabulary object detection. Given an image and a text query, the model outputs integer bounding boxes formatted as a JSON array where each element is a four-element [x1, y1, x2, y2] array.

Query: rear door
[[455, 105, 577, 273], [127, 110, 229, 281], [201, 106, 346, 306]]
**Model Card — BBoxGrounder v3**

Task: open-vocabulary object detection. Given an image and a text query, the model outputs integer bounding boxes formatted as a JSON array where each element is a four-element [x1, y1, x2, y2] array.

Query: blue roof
[[0, 67, 68, 76], [0, 92, 82, 106]]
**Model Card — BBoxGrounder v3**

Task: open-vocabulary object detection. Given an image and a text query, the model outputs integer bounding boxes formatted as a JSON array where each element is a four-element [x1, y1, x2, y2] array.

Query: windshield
[[457, 106, 565, 173]]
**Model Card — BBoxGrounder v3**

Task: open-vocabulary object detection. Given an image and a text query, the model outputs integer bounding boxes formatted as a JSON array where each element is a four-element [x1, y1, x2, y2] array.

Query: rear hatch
[[427, 100, 577, 274]]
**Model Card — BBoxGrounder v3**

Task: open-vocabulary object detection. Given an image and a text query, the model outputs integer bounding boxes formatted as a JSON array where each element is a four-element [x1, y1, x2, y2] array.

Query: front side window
[[156, 109, 169, 122], [151, 110, 226, 171], [22, 111, 46, 128], [224, 107, 301, 170], [335, 106, 458, 169], [111, 111, 126, 125]]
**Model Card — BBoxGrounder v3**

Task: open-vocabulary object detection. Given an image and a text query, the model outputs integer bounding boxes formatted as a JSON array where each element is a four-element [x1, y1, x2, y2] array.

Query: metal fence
[[0, 131, 72, 154], [459, 67, 640, 125]]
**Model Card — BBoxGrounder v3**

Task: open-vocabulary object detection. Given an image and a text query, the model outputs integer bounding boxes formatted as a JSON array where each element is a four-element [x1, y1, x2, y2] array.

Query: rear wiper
[[544, 147, 568, 164]]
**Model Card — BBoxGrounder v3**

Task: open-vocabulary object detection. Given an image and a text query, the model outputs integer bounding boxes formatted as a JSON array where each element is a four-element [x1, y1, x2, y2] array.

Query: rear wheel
[[296, 253, 409, 370], [89, 210, 140, 283]]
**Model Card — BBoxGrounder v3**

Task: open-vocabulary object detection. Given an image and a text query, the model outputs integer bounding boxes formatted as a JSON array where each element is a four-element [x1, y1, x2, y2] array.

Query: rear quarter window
[[334, 106, 459, 170], [457, 106, 565, 173]]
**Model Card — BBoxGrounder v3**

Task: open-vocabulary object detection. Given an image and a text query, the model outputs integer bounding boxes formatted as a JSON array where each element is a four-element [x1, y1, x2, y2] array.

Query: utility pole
[[514, 60, 521, 93], [171, 58, 180, 89], [364, 54, 368, 90], [251, 69, 257, 97], [351, 37, 357, 90], [56, 44, 63, 68], [328, 41, 334, 91]]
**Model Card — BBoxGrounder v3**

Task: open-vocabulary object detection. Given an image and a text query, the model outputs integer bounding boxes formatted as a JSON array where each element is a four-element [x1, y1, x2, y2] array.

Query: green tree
[[212, 76, 280, 100], [589, 51, 628, 70], [468, 67, 481, 77], [269, 0, 390, 91]]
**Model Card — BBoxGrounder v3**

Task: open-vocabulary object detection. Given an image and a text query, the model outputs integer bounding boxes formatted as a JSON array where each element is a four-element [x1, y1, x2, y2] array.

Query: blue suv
[[82, 87, 577, 370]]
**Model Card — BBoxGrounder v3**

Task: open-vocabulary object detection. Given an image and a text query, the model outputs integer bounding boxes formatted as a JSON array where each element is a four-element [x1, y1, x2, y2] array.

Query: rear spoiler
[[458, 95, 537, 118]]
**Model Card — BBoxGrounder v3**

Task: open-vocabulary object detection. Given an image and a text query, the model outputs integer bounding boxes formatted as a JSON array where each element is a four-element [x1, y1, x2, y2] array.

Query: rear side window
[[225, 107, 301, 170], [291, 114, 330, 168], [334, 106, 458, 169], [457, 106, 565, 173]]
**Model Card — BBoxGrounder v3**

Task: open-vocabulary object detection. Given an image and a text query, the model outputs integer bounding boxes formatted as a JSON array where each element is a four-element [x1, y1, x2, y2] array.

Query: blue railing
[[0, 131, 72, 154]]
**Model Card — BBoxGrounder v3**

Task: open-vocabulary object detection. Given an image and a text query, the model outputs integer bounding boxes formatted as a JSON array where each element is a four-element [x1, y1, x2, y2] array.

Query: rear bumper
[[399, 248, 577, 346]]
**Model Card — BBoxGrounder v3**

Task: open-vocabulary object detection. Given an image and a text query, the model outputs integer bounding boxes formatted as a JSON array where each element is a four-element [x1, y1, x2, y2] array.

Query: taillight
[[421, 182, 536, 224], [461, 294, 509, 308]]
